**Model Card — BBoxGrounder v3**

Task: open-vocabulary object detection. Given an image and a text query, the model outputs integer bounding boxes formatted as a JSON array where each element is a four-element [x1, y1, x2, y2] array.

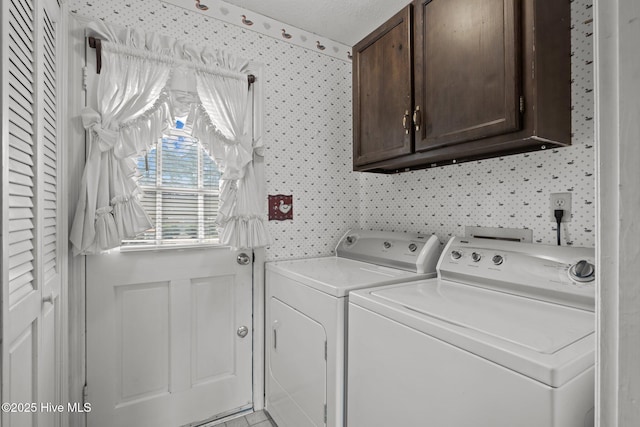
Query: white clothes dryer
[[265, 229, 441, 427], [348, 236, 595, 427]]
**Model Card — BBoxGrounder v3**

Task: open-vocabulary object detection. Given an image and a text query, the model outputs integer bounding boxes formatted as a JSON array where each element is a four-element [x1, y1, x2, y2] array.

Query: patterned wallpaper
[[359, 0, 595, 249], [161, 0, 353, 61], [70, 0, 594, 262], [69, 0, 358, 261]]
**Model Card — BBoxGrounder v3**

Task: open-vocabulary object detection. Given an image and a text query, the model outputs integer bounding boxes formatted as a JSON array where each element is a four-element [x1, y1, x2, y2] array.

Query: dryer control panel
[[336, 229, 442, 274], [439, 236, 595, 311]]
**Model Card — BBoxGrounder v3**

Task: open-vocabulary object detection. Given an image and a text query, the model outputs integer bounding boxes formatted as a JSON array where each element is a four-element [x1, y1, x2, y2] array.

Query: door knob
[[237, 326, 249, 338], [237, 253, 251, 265]]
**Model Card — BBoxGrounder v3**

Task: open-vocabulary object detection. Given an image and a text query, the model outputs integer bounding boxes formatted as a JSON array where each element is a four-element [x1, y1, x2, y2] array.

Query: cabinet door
[[414, 0, 521, 151], [353, 5, 413, 167]]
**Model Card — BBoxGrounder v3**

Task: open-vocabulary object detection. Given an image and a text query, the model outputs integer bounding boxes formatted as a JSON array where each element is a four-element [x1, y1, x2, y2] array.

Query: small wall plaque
[[268, 194, 293, 221]]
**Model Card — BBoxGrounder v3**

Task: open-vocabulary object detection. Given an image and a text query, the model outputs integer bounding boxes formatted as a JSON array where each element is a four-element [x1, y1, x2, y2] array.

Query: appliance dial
[[471, 252, 482, 262], [451, 250, 462, 260], [569, 260, 595, 282], [345, 235, 356, 245], [408, 243, 418, 252], [492, 255, 504, 266], [383, 241, 392, 249]]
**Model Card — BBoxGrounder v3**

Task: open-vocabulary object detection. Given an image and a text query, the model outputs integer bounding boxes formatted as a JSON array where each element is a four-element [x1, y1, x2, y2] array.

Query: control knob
[[383, 241, 392, 249], [569, 260, 595, 282], [471, 252, 482, 262], [451, 250, 462, 260], [408, 243, 418, 252], [492, 255, 504, 266]]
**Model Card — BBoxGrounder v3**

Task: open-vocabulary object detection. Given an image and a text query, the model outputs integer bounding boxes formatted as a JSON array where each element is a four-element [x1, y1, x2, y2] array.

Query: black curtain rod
[[87, 36, 256, 87]]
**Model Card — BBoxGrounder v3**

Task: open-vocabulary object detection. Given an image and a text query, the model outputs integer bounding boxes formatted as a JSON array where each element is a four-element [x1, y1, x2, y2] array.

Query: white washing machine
[[265, 229, 442, 427], [348, 236, 595, 427]]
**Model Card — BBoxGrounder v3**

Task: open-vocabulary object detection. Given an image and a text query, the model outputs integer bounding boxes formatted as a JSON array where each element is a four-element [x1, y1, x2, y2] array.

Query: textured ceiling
[[220, 0, 412, 46]]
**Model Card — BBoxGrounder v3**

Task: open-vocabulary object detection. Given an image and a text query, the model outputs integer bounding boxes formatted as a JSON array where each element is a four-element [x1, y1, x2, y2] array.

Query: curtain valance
[[70, 20, 271, 254], [100, 41, 250, 83], [86, 20, 251, 75]]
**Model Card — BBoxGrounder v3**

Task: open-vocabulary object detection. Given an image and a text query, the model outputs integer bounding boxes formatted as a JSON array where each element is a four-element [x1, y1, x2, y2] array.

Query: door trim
[[66, 14, 91, 427], [252, 247, 266, 410], [58, 4, 71, 427]]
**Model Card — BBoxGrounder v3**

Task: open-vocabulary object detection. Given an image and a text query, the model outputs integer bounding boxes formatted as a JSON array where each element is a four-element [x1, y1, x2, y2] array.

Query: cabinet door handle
[[413, 106, 422, 132], [402, 110, 410, 134]]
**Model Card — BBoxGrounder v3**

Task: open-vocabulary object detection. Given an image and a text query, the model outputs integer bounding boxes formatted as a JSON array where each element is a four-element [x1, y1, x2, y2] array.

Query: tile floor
[[204, 410, 277, 427]]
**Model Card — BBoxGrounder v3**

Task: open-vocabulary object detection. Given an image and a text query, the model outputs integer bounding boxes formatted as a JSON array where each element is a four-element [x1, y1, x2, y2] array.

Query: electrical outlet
[[550, 193, 571, 222]]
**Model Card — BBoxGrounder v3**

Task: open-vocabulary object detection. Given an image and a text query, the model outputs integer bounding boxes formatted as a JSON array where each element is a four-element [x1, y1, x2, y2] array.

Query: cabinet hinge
[[324, 403, 327, 423], [519, 96, 525, 114], [324, 341, 327, 360], [83, 384, 88, 404]]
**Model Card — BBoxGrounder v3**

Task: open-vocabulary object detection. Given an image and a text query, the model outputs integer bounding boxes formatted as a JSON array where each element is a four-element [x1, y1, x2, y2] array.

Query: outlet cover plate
[[550, 192, 571, 222]]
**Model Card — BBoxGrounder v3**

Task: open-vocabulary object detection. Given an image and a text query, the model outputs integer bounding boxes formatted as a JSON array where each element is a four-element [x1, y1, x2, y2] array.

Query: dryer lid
[[267, 257, 428, 297]]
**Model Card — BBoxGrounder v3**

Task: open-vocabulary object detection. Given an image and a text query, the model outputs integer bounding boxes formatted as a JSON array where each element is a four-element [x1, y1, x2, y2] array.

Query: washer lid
[[266, 257, 429, 297], [374, 280, 593, 354], [351, 279, 595, 387]]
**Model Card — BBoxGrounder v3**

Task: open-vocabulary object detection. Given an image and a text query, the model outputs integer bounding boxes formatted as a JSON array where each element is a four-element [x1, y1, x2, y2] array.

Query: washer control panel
[[440, 236, 595, 311]]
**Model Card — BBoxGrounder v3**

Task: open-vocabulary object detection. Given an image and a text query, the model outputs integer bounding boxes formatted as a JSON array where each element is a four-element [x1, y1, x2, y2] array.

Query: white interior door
[[1, 0, 63, 426], [86, 247, 253, 427]]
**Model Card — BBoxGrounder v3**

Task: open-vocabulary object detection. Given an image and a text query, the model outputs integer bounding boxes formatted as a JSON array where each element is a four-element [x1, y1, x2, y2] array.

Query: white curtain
[[70, 43, 173, 254], [192, 70, 270, 248], [70, 21, 271, 254]]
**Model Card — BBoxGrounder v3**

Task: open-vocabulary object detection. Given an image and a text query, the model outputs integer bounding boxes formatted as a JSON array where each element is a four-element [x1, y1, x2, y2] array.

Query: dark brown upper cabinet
[[353, 0, 571, 173], [352, 6, 413, 167], [415, 0, 521, 149]]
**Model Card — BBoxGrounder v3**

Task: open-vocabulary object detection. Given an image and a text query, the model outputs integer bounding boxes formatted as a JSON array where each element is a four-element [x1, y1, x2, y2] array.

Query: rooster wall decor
[[269, 195, 293, 221]]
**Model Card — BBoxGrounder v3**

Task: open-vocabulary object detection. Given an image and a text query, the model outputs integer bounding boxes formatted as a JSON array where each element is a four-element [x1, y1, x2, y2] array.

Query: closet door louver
[[41, 6, 58, 284], [2, 0, 61, 422], [7, 0, 37, 305], [5, 0, 60, 305]]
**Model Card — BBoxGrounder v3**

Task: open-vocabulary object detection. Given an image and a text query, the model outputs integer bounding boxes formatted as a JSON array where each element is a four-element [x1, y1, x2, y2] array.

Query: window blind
[[121, 131, 222, 248]]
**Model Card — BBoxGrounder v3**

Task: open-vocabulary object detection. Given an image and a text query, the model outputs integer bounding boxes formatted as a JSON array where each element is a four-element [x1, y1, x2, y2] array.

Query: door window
[[121, 125, 222, 248]]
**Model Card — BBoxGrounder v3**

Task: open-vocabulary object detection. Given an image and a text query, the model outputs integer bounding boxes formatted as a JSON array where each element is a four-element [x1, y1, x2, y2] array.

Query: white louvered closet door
[[1, 0, 62, 426]]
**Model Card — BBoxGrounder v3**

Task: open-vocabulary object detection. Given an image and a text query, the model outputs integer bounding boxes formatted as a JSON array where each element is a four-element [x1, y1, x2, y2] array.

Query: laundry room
[[0, 0, 638, 426]]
